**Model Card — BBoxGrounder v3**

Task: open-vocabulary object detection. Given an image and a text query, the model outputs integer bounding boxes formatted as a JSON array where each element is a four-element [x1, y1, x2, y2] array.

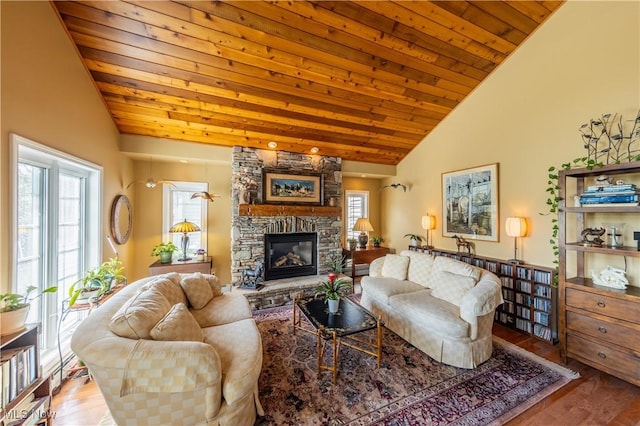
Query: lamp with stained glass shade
[[169, 219, 201, 261]]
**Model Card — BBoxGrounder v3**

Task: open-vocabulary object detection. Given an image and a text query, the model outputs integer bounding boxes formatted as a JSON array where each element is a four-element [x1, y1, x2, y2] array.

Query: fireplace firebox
[[264, 232, 317, 281]]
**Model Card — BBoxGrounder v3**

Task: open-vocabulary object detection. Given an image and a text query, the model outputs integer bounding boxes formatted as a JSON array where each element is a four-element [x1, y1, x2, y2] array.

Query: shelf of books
[[0, 324, 51, 426], [578, 182, 639, 207], [408, 246, 558, 344]]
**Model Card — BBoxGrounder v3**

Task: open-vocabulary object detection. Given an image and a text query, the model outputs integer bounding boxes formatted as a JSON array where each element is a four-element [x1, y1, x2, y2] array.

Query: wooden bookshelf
[[0, 324, 51, 425]]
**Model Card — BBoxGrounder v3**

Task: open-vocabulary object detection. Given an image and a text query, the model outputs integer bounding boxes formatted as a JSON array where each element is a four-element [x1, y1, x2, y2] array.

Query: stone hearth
[[233, 274, 353, 311]]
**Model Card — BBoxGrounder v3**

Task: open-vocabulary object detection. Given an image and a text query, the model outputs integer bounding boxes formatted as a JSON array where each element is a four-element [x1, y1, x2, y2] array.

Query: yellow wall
[[130, 159, 232, 283], [0, 1, 134, 293], [382, 1, 640, 285]]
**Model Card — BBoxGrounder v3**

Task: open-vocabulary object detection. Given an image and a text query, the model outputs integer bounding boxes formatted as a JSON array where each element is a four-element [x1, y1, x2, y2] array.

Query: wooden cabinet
[[0, 324, 51, 425], [342, 247, 390, 280], [409, 246, 558, 344], [558, 161, 640, 386], [149, 257, 213, 276]]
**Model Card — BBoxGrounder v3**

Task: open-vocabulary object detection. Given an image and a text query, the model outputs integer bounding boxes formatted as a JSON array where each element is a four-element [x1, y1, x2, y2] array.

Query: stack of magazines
[[580, 183, 639, 207]]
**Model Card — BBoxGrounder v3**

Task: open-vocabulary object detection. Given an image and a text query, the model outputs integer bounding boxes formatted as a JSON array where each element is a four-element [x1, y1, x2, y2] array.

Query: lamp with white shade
[[169, 219, 201, 261], [505, 217, 527, 264], [353, 218, 374, 249], [421, 214, 436, 249]]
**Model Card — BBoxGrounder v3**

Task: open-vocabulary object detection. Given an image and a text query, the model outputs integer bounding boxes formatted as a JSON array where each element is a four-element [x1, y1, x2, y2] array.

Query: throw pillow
[[141, 276, 187, 306], [180, 273, 214, 310], [110, 286, 172, 339], [204, 274, 223, 297], [150, 303, 204, 342], [433, 256, 481, 281], [430, 270, 476, 306], [381, 254, 410, 281]]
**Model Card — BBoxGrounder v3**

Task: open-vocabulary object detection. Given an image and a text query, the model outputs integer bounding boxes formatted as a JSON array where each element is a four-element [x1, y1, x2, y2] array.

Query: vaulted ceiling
[[53, 1, 563, 165]]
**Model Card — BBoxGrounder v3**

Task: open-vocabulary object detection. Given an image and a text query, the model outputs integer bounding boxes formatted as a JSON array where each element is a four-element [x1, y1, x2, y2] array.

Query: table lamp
[[505, 217, 527, 264], [421, 214, 436, 249], [170, 219, 201, 261], [353, 218, 374, 249]]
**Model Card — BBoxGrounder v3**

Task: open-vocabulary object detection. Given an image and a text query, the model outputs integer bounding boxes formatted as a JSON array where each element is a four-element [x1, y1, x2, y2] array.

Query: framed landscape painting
[[442, 163, 499, 242], [263, 171, 322, 205]]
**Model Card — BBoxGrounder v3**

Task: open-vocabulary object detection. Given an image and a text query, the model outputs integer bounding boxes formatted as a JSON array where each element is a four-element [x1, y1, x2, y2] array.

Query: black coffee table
[[292, 296, 382, 383]]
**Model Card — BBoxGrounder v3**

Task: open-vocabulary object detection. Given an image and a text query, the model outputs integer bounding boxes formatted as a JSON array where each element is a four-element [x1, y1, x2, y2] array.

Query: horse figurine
[[452, 235, 471, 254], [240, 260, 264, 290]]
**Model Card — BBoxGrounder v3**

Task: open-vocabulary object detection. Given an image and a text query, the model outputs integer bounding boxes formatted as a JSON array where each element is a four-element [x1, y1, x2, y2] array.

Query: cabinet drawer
[[566, 288, 640, 322], [567, 334, 640, 383], [566, 311, 640, 352]]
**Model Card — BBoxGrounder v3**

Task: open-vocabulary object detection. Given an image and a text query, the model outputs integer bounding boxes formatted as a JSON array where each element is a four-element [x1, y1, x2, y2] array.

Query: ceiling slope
[[53, 0, 563, 165]]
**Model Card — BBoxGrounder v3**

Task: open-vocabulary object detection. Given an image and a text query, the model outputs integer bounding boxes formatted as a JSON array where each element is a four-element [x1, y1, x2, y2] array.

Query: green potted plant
[[314, 272, 351, 313], [324, 253, 346, 273], [404, 233, 424, 247], [68, 257, 124, 307], [151, 241, 178, 263], [371, 236, 384, 247], [0, 285, 58, 335]]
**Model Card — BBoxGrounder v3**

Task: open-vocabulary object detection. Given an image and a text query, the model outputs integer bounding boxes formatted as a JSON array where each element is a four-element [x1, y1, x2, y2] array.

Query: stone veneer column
[[231, 147, 343, 285]]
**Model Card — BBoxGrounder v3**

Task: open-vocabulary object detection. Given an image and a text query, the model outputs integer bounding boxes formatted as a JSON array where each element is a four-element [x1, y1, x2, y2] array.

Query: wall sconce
[[421, 214, 436, 249], [353, 218, 374, 249], [505, 217, 527, 264], [169, 219, 201, 261]]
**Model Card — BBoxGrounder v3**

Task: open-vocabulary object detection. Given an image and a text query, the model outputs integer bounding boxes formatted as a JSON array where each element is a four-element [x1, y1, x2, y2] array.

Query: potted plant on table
[[315, 272, 351, 314], [151, 241, 178, 264], [0, 285, 58, 335], [371, 236, 384, 248], [404, 233, 424, 247], [68, 257, 124, 307]]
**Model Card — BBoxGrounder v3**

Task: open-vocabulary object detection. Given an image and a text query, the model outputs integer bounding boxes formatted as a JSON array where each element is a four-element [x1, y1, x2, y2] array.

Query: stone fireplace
[[231, 147, 342, 286]]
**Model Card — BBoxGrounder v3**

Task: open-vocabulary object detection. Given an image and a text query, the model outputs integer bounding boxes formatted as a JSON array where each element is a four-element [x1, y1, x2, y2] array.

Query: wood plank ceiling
[[53, 1, 563, 165]]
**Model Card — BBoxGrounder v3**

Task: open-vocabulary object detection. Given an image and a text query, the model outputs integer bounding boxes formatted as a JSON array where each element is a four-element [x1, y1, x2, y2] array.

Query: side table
[[56, 285, 125, 391], [149, 256, 213, 276], [342, 246, 390, 282]]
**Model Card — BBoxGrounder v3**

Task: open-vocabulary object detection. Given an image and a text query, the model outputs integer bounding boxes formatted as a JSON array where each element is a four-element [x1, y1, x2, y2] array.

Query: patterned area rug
[[255, 305, 579, 426]]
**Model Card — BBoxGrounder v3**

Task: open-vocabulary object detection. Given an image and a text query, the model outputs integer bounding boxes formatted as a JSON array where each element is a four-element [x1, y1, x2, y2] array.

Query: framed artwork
[[263, 171, 322, 205], [442, 163, 499, 242]]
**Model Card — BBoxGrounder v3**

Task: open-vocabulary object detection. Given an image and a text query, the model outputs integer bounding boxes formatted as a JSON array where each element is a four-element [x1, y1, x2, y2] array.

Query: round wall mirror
[[110, 195, 132, 244]]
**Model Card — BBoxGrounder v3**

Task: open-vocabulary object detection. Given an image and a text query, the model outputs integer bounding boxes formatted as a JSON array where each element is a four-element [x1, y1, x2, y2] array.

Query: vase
[[159, 252, 172, 264], [327, 298, 340, 314], [239, 189, 251, 205], [1, 305, 29, 335]]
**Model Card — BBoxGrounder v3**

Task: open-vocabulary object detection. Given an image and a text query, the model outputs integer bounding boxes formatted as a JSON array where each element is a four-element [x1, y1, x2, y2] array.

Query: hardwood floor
[[52, 324, 640, 425]]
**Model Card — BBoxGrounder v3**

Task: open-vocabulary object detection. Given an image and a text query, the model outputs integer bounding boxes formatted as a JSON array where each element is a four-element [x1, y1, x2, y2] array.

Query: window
[[163, 181, 208, 257], [345, 190, 369, 241], [13, 134, 101, 356]]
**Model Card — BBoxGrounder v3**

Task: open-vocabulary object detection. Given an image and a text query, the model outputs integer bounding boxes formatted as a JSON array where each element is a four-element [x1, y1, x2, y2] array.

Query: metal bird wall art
[[380, 183, 407, 192], [191, 192, 221, 202], [126, 157, 175, 189], [126, 177, 176, 189]]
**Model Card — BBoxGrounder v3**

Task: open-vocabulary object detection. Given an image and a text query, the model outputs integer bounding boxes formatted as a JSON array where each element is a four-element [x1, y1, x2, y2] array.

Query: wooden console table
[[342, 246, 390, 280], [149, 256, 213, 276]]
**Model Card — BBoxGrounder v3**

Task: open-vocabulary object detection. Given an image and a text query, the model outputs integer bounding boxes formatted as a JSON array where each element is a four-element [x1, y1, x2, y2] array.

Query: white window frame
[[162, 181, 208, 256], [11, 133, 102, 366], [344, 190, 369, 241]]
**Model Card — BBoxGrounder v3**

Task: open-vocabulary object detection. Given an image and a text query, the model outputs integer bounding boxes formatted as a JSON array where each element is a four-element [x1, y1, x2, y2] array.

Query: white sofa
[[71, 272, 263, 426], [360, 250, 503, 369]]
